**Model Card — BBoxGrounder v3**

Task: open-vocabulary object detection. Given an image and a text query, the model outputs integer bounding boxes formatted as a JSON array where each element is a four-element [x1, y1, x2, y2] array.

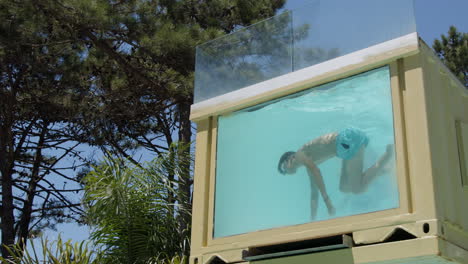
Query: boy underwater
[[277, 128, 394, 219]]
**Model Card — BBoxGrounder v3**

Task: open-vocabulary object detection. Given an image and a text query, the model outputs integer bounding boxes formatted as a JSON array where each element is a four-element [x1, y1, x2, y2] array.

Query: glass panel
[[293, 0, 416, 71], [194, 0, 416, 103], [194, 11, 293, 103], [214, 66, 399, 238]]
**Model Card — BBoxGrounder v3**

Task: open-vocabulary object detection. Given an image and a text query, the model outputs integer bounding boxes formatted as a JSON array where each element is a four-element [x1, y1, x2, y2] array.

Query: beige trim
[[352, 237, 439, 264], [190, 119, 213, 253], [390, 60, 412, 214], [397, 52, 438, 218], [206, 117, 218, 245], [201, 249, 246, 264], [207, 210, 413, 249], [353, 219, 438, 245]]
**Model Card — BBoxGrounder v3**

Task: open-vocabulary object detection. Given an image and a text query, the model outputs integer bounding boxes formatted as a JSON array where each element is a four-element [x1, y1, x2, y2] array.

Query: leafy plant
[[146, 255, 188, 264], [82, 143, 192, 264], [0, 235, 102, 264]]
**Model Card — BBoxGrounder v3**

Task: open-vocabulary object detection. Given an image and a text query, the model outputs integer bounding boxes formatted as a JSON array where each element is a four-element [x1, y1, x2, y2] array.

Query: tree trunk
[[17, 122, 48, 250], [177, 99, 192, 256], [0, 111, 16, 259]]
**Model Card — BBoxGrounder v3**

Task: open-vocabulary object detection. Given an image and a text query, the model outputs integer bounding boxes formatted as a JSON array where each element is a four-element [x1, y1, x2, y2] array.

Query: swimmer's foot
[[310, 212, 317, 220], [385, 144, 394, 159], [377, 144, 394, 168], [328, 205, 336, 216], [381, 144, 395, 173], [324, 197, 336, 216]]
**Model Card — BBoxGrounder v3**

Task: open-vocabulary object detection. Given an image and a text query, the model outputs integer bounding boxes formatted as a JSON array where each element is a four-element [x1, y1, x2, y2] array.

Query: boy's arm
[[296, 151, 336, 215]]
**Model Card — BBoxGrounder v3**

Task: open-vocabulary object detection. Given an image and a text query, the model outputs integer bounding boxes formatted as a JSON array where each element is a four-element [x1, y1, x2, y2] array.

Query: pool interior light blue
[[214, 66, 399, 238]]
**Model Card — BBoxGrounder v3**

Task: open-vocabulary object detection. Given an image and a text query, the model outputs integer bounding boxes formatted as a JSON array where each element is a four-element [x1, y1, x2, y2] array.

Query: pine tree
[[36, 0, 286, 257], [1, 0, 286, 259], [0, 0, 95, 258], [433, 26, 468, 88]]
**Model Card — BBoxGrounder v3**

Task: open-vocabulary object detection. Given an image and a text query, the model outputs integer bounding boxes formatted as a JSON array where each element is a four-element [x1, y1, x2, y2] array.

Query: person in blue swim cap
[[277, 128, 393, 220]]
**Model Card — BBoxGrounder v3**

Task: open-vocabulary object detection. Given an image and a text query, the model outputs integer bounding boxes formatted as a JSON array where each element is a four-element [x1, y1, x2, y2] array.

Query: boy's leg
[[342, 144, 394, 194], [339, 160, 351, 193], [360, 144, 394, 190], [340, 147, 365, 193]]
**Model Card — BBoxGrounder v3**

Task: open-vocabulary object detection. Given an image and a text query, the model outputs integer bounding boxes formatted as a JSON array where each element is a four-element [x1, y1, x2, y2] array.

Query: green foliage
[[0, 0, 92, 254], [433, 26, 468, 88], [146, 255, 188, 264], [0, 0, 91, 121], [82, 143, 192, 264], [1, 0, 285, 259], [0, 236, 102, 264]]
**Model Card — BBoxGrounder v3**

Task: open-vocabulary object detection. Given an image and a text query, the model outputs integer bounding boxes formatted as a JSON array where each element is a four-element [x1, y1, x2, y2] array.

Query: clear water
[[214, 66, 399, 238]]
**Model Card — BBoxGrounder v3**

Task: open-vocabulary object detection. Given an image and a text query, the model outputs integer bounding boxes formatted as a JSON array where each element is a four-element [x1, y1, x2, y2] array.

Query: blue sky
[[413, 0, 468, 44], [283, 0, 468, 45], [40, 0, 468, 245]]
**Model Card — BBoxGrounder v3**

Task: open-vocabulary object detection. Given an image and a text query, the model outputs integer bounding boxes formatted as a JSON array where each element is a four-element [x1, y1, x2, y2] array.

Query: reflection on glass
[[194, 11, 293, 103], [214, 66, 399, 238], [194, 0, 416, 103], [293, 0, 416, 71], [292, 0, 342, 71]]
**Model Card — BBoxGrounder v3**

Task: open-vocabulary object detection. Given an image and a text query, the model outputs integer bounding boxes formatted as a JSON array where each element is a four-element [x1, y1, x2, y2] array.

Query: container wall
[[419, 44, 468, 248], [213, 66, 399, 238]]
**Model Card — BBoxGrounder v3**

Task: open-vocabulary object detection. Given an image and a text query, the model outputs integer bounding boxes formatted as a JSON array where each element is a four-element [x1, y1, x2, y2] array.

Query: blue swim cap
[[336, 128, 369, 160]]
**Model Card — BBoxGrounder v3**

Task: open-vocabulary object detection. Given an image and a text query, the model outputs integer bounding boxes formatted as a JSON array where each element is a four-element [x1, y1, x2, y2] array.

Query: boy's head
[[278, 151, 298, 174]]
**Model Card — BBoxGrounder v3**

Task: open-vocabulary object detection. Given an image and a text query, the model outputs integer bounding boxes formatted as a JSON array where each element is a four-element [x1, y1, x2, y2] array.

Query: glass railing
[[194, 0, 416, 103]]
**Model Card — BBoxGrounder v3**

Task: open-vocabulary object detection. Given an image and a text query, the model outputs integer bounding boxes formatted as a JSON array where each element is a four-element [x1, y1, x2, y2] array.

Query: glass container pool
[[214, 66, 399, 238]]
